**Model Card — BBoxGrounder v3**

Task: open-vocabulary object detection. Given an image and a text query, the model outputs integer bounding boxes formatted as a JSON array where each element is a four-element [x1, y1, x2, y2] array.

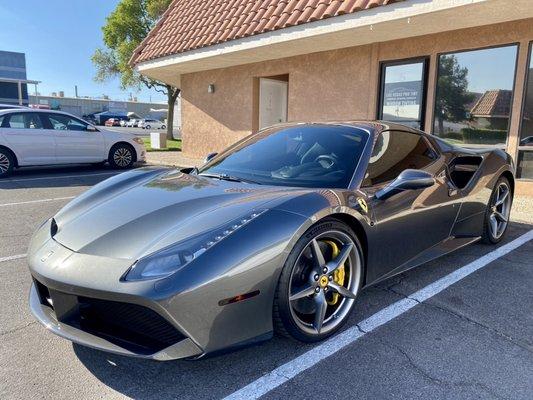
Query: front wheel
[[481, 176, 513, 244], [161, 125, 166, 130], [274, 219, 363, 342], [145, 125, 151, 130], [108, 143, 135, 169]]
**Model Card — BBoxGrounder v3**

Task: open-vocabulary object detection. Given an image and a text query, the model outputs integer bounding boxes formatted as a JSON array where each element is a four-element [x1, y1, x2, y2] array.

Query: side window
[[3, 113, 44, 130], [46, 113, 89, 131], [363, 130, 437, 186]]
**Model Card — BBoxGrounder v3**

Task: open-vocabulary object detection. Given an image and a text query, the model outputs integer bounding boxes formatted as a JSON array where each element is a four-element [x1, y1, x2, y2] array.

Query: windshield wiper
[[199, 173, 261, 185]]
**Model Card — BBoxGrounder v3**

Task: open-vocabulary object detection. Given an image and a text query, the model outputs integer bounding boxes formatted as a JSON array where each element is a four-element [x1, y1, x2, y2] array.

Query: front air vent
[[50, 219, 58, 237]]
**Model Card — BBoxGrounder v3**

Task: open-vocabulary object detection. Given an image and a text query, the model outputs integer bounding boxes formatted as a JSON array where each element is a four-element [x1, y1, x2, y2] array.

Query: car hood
[[52, 168, 307, 260], [99, 128, 135, 141]]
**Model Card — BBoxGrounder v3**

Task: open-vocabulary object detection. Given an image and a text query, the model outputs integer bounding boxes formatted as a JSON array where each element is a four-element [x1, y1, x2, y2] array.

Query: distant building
[[0, 50, 32, 105], [470, 90, 513, 130]]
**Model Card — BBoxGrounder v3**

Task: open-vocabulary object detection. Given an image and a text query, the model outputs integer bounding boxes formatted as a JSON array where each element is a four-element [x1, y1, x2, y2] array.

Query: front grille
[[77, 297, 184, 353], [34, 279, 184, 354]]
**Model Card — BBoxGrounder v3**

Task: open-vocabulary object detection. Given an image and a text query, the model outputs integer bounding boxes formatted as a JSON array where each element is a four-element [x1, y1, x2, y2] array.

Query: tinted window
[[433, 45, 518, 147], [363, 130, 437, 186], [2, 112, 43, 129], [200, 125, 369, 189], [46, 113, 89, 131], [379, 59, 427, 129]]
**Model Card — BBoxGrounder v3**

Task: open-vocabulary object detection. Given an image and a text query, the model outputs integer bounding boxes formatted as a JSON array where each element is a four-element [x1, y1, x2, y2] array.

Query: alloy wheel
[[113, 147, 132, 168], [0, 153, 10, 174], [488, 182, 511, 240], [288, 231, 361, 335]]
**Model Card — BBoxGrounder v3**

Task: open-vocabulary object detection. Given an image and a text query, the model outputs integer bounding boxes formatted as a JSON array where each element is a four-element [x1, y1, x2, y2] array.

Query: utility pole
[[75, 85, 79, 98]]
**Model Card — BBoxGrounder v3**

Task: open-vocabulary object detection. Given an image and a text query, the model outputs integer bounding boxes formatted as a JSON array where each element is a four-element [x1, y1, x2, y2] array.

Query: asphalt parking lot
[[1, 166, 532, 400]]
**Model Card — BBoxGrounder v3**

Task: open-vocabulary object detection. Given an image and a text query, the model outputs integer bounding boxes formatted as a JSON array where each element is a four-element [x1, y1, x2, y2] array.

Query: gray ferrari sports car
[[28, 122, 514, 361]]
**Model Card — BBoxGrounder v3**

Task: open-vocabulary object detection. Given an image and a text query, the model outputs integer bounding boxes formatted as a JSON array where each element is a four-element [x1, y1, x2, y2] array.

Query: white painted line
[[225, 230, 533, 400], [1, 171, 118, 183], [0, 254, 27, 263], [0, 196, 75, 207]]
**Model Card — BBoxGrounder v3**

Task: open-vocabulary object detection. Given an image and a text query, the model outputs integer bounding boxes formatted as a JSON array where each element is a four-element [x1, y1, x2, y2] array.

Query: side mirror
[[375, 169, 435, 201], [204, 152, 218, 163], [86, 125, 98, 132]]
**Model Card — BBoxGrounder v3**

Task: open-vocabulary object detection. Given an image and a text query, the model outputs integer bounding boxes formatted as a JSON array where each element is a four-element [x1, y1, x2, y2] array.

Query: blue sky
[[0, 1, 166, 103]]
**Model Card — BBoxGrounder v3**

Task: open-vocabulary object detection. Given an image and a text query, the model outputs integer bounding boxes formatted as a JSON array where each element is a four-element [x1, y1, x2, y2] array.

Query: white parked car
[[126, 118, 138, 127], [0, 109, 146, 178], [139, 118, 166, 130], [119, 119, 127, 127]]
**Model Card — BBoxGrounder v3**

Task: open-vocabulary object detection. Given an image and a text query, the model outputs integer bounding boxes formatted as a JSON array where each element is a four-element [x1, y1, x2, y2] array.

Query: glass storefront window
[[433, 45, 518, 147], [518, 43, 533, 180], [378, 59, 428, 130]]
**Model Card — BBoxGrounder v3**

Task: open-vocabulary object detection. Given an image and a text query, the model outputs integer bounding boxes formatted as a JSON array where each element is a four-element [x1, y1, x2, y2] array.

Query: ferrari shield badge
[[357, 197, 368, 214]]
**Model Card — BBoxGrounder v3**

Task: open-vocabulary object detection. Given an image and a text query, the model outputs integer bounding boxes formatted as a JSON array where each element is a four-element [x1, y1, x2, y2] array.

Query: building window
[[433, 45, 518, 147], [518, 43, 533, 180], [378, 58, 428, 130]]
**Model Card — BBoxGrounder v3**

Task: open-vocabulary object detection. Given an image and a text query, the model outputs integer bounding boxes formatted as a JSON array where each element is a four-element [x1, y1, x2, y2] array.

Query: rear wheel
[[145, 125, 151, 130], [274, 219, 363, 342], [0, 148, 14, 178], [161, 125, 166, 130], [108, 143, 135, 169], [481, 177, 512, 244]]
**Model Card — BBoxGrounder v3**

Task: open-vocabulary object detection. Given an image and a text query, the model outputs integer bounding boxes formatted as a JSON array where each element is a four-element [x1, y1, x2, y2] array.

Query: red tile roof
[[470, 90, 513, 117], [132, 0, 404, 65]]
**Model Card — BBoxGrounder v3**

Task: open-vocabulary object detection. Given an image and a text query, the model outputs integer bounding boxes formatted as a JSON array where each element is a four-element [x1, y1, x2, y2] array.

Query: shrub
[[460, 128, 507, 145]]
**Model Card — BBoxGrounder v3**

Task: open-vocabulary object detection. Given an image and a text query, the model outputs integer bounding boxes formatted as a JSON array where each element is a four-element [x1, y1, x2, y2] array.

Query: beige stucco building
[[133, 0, 533, 194]]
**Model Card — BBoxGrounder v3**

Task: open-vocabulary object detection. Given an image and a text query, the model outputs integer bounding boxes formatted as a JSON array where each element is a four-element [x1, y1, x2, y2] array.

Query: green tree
[[435, 55, 475, 135], [92, 0, 179, 139]]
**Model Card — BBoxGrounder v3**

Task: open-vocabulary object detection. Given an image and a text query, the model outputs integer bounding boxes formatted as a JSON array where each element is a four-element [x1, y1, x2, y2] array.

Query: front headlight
[[124, 210, 266, 281], [133, 137, 144, 145]]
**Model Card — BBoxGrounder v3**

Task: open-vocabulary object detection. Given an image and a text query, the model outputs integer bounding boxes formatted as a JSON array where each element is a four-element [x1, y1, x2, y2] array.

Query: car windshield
[[199, 124, 370, 188]]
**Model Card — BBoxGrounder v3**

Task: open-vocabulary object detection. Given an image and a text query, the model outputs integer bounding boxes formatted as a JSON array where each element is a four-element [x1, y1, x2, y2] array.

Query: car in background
[[94, 112, 129, 125], [126, 118, 138, 127], [105, 118, 121, 127], [139, 118, 166, 130], [520, 136, 533, 146], [0, 109, 146, 178]]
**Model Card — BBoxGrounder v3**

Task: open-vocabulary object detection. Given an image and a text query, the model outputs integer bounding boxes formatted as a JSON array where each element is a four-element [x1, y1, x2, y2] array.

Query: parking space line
[[1, 171, 119, 183], [0, 197, 75, 207], [224, 230, 533, 400], [0, 254, 27, 263]]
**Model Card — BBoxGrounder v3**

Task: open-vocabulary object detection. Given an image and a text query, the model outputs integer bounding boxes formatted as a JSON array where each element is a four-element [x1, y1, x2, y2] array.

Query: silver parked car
[[27, 122, 514, 360]]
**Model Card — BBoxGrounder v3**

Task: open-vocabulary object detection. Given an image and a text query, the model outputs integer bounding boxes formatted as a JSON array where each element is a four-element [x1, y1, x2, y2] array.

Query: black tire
[[161, 125, 166, 130], [481, 176, 513, 244], [145, 125, 151, 130], [273, 218, 363, 342], [108, 143, 136, 169], [0, 148, 15, 178]]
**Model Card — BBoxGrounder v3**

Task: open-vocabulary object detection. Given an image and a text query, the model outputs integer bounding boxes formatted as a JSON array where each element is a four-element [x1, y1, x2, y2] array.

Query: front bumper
[[27, 229, 202, 361], [29, 280, 202, 361]]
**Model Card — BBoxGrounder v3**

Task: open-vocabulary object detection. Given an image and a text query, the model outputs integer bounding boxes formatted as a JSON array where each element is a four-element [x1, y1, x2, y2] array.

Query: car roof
[[0, 103, 29, 109], [0, 108, 79, 117]]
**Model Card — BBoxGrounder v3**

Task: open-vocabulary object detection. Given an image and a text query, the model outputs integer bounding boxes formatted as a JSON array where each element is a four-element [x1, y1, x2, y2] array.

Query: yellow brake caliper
[[323, 240, 345, 306]]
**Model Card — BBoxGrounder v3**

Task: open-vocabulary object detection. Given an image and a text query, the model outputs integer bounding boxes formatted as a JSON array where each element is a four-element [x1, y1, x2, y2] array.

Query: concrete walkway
[[145, 151, 203, 168]]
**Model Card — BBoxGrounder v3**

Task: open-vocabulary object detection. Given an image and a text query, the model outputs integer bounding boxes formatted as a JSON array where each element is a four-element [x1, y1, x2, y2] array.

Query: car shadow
[[73, 221, 532, 400]]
